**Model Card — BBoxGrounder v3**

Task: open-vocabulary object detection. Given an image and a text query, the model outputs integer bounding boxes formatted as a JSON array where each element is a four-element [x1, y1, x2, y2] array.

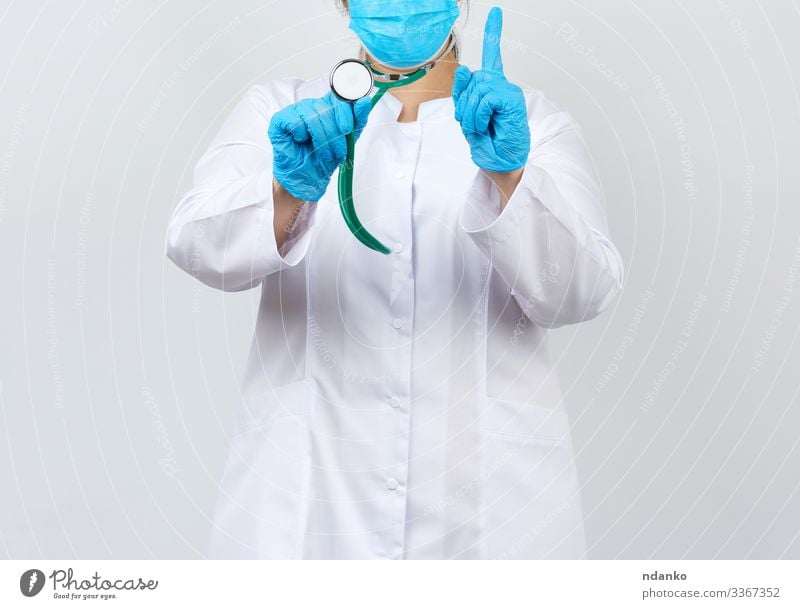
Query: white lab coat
[[166, 72, 624, 559]]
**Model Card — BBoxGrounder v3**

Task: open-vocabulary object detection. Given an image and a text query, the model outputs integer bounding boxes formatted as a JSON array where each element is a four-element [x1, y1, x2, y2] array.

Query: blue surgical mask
[[348, 0, 460, 70]]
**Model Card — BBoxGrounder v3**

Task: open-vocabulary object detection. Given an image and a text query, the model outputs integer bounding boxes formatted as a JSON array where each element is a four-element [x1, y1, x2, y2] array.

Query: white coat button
[[394, 170, 405, 180], [393, 243, 404, 254], [392, 318, 403, 330], [386, 478, 399, 491], [389, 397, 401, 409]]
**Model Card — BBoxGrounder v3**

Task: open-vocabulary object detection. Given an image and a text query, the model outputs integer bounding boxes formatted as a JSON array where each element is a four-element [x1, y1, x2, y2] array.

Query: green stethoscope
[[329, 35, 457, 254]]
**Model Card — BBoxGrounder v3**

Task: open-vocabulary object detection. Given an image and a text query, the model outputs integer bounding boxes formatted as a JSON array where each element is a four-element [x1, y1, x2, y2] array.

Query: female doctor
[[166, 0, 624, 559]]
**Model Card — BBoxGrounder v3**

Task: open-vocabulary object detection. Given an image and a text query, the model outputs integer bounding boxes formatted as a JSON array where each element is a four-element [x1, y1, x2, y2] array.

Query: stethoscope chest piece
[[330, 59, 374, 102]]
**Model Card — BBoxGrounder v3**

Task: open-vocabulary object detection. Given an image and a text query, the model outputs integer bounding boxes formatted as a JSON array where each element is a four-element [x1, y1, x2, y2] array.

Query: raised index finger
[[481, 7, 504, 75]]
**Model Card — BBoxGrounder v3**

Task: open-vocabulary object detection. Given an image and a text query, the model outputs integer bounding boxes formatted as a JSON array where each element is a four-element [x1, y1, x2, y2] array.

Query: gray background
[[1, 0, 798, 559]]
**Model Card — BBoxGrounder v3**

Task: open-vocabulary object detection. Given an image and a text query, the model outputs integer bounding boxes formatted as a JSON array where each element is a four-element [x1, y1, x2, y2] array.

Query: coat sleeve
[[165, 80, 319, 292], [458, 93, 625, 329]]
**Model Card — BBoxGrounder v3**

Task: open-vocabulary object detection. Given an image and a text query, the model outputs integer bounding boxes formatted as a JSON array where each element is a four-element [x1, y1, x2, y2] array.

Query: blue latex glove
[[268, 92, 372, 202], [452, 7, 531, 173]]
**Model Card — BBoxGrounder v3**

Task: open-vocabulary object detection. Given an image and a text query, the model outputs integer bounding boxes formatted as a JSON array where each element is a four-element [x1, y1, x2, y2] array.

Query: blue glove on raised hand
[[452, 7, 531, 173], [268, 92, 372, 202]]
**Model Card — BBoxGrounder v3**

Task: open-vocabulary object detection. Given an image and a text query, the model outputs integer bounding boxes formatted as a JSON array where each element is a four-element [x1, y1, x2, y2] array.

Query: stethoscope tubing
[[337, 67, 428, 255], [334, 33, 455, 254]]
